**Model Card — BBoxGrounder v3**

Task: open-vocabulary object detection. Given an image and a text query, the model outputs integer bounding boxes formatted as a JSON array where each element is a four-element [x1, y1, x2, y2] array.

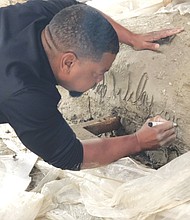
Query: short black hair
[[48, 4, 119, 61]]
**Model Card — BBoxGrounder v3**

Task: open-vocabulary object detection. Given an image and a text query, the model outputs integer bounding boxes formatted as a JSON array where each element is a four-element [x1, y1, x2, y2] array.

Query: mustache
[[69, 84, 97, 97], [69, 91, 84, 97]]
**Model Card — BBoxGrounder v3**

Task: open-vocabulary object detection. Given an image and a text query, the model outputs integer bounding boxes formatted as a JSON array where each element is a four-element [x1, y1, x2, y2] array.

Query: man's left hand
[[130, 28, 184, 51]]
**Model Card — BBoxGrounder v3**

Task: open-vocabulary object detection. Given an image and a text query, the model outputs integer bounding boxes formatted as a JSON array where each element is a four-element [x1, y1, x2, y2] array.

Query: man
[[0, 0, 181, 170]]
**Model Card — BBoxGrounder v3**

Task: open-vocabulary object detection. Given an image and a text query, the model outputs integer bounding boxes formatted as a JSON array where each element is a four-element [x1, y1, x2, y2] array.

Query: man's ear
[[60, 52, 77, 73]]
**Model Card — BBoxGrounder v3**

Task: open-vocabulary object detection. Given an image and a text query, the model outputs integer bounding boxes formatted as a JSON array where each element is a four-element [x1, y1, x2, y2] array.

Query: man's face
[[59, 52, 116, 96]]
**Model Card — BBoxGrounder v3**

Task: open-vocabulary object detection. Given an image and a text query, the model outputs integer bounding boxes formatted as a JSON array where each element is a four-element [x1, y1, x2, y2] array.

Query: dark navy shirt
[[0, 0, 83, 170]]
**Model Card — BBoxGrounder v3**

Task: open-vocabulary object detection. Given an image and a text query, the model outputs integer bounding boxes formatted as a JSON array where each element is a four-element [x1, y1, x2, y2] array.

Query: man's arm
[[98, 11, 184, 51], [81, 134, 139, 169], [1, 88, 84, 171], [81, 116, 176, 169]]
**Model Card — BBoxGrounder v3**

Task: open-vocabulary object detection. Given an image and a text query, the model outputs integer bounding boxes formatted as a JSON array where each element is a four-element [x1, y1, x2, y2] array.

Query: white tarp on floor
[[1, 123, 190, 220]]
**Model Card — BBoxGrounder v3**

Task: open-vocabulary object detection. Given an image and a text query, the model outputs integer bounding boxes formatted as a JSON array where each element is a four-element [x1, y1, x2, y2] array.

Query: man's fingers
[[162, 126, 176, 138], [153, 115, 168, 123], [157, 125, 176, 145], [146, 28, 184, 42], [159, 133, 176, 146], [133, 28, 184, 51], [158, 28, 184, 37], [158, 121, 176, 131], [139, 41, 160, 51]]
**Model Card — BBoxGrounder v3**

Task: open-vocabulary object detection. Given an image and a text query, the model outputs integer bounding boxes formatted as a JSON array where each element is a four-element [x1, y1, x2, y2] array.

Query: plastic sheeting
[[0, 124, 38, 193], [2, 151, 190, 219], [0, 124, 41, 220], [35, 152, 190, 219], [157, 1, 190, 15], [1, 123, 190, 219], [0, 191, 44, 220]]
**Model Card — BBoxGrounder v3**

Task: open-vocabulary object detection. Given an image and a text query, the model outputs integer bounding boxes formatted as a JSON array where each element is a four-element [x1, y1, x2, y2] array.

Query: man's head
[[43, 4, 119, 96]]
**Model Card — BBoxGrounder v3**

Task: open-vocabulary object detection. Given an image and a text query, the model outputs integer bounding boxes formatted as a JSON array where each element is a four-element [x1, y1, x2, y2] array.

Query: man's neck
[[41, 27, 60, 77]]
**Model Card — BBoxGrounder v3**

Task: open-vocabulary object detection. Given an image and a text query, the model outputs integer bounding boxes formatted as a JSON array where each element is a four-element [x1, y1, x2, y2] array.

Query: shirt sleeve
[[26, 0, 82, 18], [0, 86, 83, 171]]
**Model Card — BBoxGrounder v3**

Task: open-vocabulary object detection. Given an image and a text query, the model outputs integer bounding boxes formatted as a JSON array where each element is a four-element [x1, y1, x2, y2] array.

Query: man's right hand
[[135, 115, 176, 151], [81, 115, 176, 169]]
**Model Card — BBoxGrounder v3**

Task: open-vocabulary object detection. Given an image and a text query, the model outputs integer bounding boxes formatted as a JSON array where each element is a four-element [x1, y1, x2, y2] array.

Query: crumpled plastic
[[0, 124, 38, 193], [1, 122, 190, 220], [1, 126, 190, 220], [34, 151, 190, 220], [0, 191, 44, 220], [0, 124, 40, 220], [157, 1, 190, 15]]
